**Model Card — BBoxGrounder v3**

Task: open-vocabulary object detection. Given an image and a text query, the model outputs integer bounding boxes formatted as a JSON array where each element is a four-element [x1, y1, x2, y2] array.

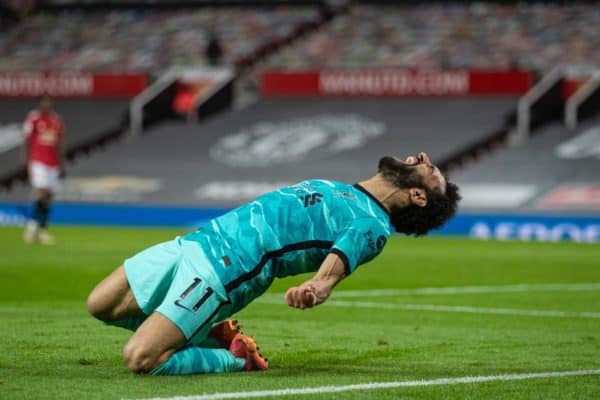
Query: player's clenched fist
[[285, 284, 318, 309]]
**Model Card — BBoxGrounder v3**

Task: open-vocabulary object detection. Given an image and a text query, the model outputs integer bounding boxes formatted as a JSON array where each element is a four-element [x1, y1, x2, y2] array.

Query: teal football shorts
[[123, 238, 232, 344]]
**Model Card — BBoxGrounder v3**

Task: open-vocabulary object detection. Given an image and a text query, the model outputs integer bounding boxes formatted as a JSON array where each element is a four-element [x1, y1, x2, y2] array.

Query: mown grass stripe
[[132, 369, 600, 400]]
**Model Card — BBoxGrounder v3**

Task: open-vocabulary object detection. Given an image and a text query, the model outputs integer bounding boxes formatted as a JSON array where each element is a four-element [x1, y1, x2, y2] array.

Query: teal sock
[[196, 336, 221, 349], [105, 315, 147, 331], [150, 346, 246, 375]]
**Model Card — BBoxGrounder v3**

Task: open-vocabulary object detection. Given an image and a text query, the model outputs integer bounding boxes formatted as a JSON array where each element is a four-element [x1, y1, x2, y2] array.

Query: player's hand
[[285, 284, 318, 309]]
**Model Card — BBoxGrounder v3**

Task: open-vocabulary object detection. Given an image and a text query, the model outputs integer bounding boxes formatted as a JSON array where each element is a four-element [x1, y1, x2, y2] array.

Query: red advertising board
[[92, 74, 148, 97], [262, 71, 319, 96], [468, 71, 532, 95], [0, 72, 147, 98], [537, 185, 600, 210], [261, 69, 532, 97]]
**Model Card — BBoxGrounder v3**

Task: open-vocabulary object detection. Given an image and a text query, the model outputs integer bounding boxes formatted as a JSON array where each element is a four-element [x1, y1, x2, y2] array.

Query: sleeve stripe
[[330, 248, 351, 277]]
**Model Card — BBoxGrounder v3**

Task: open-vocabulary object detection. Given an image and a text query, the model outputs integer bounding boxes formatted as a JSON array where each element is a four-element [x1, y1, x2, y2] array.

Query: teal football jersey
[[184, 180, 391, 314]]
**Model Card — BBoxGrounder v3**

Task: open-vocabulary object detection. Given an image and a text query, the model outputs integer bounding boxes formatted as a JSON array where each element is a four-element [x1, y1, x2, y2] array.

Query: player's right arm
[[285, 217, 389, 310], [285, 253, 346, 309], [20, 137, 29, 165]]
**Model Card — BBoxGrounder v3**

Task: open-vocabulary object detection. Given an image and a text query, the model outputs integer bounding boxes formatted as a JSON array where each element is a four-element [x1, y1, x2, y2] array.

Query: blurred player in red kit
[[21, 94, 65, 244]]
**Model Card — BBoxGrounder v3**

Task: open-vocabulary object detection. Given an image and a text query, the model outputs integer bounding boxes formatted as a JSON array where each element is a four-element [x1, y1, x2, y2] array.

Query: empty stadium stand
[[0, 6, 323, 74], [0, 1, 335, 190], [0, 97, 516, 206], [1, 1, 597, 218], [453, 117, 600, 212], [262, 3, 599, 71]]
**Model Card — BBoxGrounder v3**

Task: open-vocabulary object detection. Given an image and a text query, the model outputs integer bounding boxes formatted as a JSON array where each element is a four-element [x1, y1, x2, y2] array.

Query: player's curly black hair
[[378, 157, 461, 236], [390, 180, 461, 236]]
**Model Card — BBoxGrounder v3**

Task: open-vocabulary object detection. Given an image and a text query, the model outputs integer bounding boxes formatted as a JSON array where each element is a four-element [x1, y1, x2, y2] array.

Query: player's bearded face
[[378, 155, 435, 235], [377, 155, 461, 236], [378, 156, 424, 189]]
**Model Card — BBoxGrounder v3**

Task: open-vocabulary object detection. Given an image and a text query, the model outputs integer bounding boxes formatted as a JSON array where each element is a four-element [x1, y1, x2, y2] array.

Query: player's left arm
[[20, 135, 30, 166], [21, 114, 34, 165], [285, 253, 346, 310]]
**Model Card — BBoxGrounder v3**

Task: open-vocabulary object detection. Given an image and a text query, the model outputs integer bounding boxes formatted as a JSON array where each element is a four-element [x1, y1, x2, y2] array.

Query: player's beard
[[378, 156, 423, 189], [378, 156, 431, 235]]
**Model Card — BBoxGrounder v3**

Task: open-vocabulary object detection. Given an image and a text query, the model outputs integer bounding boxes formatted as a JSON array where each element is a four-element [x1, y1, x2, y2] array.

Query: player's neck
[[357, 175, 410, 213]]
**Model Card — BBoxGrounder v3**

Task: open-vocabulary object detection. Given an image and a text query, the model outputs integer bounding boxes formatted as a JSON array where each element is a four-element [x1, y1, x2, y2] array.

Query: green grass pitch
[[1, 225, 600, 399]]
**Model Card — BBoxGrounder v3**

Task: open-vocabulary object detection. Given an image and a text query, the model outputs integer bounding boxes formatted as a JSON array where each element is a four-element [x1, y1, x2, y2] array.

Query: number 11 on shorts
[[174, 278, 214, 313]]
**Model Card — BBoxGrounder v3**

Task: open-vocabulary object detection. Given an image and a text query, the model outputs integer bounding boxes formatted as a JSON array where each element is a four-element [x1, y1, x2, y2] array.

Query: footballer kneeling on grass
[[87, 153, 460, 375]]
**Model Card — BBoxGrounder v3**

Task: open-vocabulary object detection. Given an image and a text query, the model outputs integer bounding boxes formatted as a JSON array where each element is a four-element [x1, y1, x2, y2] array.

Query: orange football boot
[[208, 319, 243, 349], [229, 333, 269, 371]]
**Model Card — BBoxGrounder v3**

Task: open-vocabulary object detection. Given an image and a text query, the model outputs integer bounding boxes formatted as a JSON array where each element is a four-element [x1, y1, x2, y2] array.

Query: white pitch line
[[262, 283, 600, 300], [332, 282, 600, 297], [255, 298, 600, 319], [326, 300, 600, 319], [133, 369, 600, 400]]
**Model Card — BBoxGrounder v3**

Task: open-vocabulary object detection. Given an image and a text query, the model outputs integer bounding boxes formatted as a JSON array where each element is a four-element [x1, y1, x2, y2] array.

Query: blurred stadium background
[[0, 0, 598, 240]]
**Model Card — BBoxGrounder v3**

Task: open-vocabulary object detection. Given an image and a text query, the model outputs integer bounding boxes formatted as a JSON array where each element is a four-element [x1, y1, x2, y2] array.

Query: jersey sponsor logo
[[38, 129, 59, 146], [301, 192, 323, 207], [210, 114, 385, 167]]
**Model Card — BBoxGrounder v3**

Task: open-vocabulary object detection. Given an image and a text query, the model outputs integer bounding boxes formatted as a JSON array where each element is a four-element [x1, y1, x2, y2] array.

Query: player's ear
[[409, 188, 427, 208]]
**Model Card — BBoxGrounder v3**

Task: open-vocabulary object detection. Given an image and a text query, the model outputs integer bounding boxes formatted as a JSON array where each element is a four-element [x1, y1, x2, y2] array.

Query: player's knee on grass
[[87, 265, 138, 322], [86, 291, 105, 320], [122, 313, 185, 374], [86, 288, 113, 321], [86, 285, 129, 322], [123, 339, 170, 374]]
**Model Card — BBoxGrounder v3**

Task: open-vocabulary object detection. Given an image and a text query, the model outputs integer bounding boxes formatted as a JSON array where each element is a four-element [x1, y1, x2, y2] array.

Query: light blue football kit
[[121, 180, 391, 375]]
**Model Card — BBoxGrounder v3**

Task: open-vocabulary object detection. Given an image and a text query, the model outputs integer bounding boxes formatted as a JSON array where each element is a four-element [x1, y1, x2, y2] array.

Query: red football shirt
[[23, 110, 64, 167]]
